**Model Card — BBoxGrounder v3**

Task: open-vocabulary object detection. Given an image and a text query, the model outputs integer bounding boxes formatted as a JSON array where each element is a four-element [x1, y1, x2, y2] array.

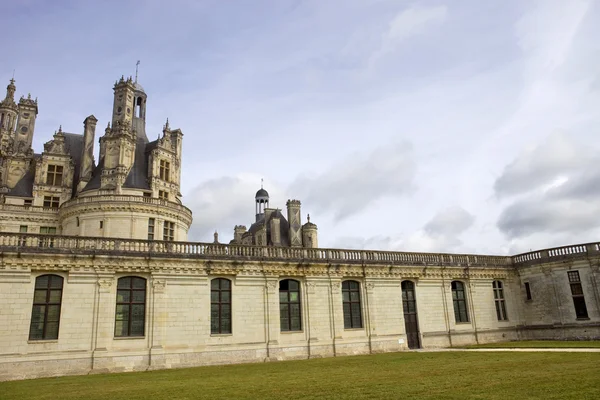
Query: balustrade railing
[[59, 195, 192, 219], [0, 204, 58, 213], [0, 232, 512, 267]]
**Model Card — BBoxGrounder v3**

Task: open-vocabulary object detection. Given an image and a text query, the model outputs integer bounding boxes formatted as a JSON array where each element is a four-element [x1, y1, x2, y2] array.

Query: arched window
[[29, 274, 64, 340], [115, 277, 146, 337], [211, 278, 232, 334], [451, 281, 469, 323], [342, 280, 363, 329], [493, 280, 508, 321], [279, 279, 302, 331]]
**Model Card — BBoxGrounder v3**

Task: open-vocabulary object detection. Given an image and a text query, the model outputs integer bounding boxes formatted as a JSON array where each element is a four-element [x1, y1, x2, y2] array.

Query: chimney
[[286, 199, 302, 247], [78, 115, 97, 192]]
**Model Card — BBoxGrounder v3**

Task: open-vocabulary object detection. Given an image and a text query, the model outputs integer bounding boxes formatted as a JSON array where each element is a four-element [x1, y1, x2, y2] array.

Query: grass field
[[460, 340, 600, 349], [1, 351, 599, 400]]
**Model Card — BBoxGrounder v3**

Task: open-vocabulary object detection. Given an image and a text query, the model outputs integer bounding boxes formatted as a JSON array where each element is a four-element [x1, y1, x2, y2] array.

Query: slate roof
[[248, 209, 291, 246], [63, 133, 84, 197]]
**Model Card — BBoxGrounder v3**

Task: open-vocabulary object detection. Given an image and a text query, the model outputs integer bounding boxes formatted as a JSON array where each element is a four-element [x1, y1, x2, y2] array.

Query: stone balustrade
[[59, 194, 193, 220], [0, 204, 58, 214], [1, 232, 597, 268]]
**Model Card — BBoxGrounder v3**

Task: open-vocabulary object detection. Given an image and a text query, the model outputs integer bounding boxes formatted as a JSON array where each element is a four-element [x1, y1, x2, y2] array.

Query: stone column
[[149, 276, 167, 369], [92, 273, 115, 372], [265, 277, 280, 360]]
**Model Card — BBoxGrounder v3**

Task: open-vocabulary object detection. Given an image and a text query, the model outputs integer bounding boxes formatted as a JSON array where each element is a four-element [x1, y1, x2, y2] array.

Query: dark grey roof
[[247, 209, 290, 246], [63, 132, 84, 197], [122, 137, 151, 190], [6, 165, 35, 197], [81, 157, 103, 192], [255, 188, 269, 198]]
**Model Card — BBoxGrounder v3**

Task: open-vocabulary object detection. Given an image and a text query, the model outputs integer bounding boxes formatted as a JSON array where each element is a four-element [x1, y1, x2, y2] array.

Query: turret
[[234, 225, 247, 243], [302, 214, 318, 248], [255, 186, 269, 221], [286, 199, 302, 247], [0, 79, 19, 141]]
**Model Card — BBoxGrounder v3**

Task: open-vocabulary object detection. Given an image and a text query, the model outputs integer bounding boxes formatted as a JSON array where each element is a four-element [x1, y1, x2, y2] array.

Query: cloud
[[496, 134, 600, 242], [493, 133, 592, 198], [289, 141, 416, 222], [185, 174, 288, 242], [424, 206, 475, 237], [369, 5, 447, 66]]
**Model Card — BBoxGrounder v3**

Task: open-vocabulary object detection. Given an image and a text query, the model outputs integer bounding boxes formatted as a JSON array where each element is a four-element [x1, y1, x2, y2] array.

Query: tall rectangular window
[[211, 278, 232, 334], [524, 282, 532, 300], [493, 280, 508, 321], [451, 281, 469, 323], [43, 196, 60, 208], [159, 160, 170, 181], [19, 225, 28, 246], [46, 165, 63, 186], [29, 275, 63, 340], [567, 271, 588, 319], [342, 280, 363, 329], [148, 218, 155, 240], [163, 221, 175, 241], [279, 279, 302, 331], [115, 277, 146, 337]]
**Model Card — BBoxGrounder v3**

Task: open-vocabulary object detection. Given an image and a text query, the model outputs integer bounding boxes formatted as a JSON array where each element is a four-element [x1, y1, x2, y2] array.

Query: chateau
[[0, 76, 598, 381]]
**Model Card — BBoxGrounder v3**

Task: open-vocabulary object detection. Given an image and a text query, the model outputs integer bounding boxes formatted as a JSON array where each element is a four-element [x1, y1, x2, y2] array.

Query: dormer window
[[159, 160, 170, 182], [43, 196, 59, 208], [46, 165, 63, 186], [158, 190, 169, 201]]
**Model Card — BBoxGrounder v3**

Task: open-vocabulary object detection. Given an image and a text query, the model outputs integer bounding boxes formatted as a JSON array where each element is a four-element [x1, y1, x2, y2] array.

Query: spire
[[261, 178, 264, 189], [3, 78, 16, 102]]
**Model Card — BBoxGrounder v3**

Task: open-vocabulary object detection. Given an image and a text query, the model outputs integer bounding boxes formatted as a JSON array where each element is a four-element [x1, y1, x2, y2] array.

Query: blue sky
[[3, 0, 600, 254]]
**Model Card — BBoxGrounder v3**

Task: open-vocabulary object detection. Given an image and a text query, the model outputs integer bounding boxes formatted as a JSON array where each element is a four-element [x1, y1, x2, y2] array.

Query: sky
[[2, 0, 600, 255]]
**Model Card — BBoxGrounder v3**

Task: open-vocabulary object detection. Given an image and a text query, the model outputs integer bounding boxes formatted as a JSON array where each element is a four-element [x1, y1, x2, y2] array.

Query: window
[[29, 274, 63, 340], [19, 225, 27, 246], [46, 165, 63, 186], [451, 281, 469, 323], [76, 217, 79, 227], [211, 278, 232, 334], [279, 279, 302, 331], [524, 282, 532, 300], [158, 190, 169, 201], [342, 280, 363, 329], [143, 192, 151, 197], [43, 196, 60, 208], [163, 221, 174, 241], [159, 160, 170, 181], [493, 280, 508, 321], [567, 271, 588, 319], [24, 199, 32, 207], [115, 277, 146, 337], [148, 218, 155, 240], [39, 226, 57, 248]]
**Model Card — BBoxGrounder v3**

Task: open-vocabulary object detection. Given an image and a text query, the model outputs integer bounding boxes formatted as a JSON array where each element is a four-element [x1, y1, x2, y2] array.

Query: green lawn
[[460, 340, 600, 349], [1, 352, 599, 400]]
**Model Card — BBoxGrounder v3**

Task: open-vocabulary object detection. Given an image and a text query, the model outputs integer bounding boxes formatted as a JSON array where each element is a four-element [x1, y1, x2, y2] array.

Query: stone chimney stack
[[234, 225, 247, 243], [286, 199, 302, 247], [270, 216, 281, 246], [78, 115, 97, 192]]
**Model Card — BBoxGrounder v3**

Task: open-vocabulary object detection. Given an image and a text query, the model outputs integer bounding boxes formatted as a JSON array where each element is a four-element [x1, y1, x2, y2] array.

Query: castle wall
[[0, 251, 529, 381]]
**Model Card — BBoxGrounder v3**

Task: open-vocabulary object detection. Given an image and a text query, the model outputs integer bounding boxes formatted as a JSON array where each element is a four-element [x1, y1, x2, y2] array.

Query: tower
[[0, 79, 19, 150], [255, 187, 269, 221], [111, 76, 136, 129], [15, 93, 38, 154]]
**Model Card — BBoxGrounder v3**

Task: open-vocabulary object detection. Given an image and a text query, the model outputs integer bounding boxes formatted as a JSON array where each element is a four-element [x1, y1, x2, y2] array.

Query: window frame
[[524, 282, 532, 300], [158, 190, 169, 201], [451, 281, 470, 323], [29, 274, 64, 341], [163, 221, 175, 241], [567, 271, 589, 319], [46, 164, 63, 186], [493, 280, 508, 321], [43, 196, 60, 208], [115, 276, 147, 338], [342, 280, 363, 329], [279, 279, 302, 332], [159, 160, 171, 182], [210, 278, 232, 334], [148, 218, 155, 240]]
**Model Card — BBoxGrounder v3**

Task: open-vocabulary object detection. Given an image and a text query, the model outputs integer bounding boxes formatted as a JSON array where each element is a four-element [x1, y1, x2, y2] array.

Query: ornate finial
[[57, 125, 62, 134], [261, 178, 264, 189], [135, 60, 140, 83], [164, 117, 169, 130], [27, 93, 31, 99], [213, 230, 219, 243], [307, 214, 310, 223]]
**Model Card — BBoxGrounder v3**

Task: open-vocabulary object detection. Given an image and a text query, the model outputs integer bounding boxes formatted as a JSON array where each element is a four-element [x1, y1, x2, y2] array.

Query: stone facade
[[0, 74, 599, 382], [0, 77, 192, 242]]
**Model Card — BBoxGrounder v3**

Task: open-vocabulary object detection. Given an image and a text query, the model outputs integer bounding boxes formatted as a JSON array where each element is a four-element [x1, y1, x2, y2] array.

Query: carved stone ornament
[[97, 278, 113, 291], [366, 282, 376, 292], [330, 281, 341, 291], [306, 281, 317, 294], [153, 279, 166, 293], [266, 281, 277, 292]]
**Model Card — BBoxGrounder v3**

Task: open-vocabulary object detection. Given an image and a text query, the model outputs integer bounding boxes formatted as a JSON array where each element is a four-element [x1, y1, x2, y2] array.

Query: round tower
[[302, 214, 318, 248], [0, 79, 18, 134]]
